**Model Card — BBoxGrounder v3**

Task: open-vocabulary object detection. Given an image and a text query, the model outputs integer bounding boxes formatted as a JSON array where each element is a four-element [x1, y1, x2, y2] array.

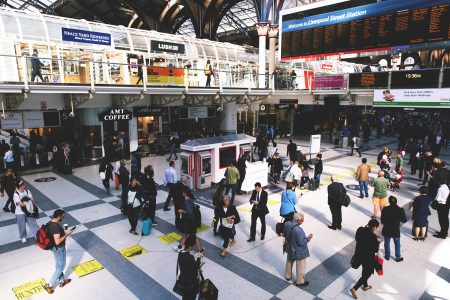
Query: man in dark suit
[[327, 175, 346, 230], [247, 182, 269, 241], [381, 196, 407, 261]]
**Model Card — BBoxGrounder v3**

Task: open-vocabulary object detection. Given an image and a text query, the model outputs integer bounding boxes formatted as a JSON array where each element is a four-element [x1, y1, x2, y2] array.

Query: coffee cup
[[63, 224, 68, 230]]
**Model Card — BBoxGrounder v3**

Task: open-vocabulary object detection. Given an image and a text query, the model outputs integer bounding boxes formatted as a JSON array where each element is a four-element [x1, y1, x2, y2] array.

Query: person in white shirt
[[289, 161, 302, 188], [433, 182, 450, 239], [163, 160, 178, 211], [13, 180, 39, 243]]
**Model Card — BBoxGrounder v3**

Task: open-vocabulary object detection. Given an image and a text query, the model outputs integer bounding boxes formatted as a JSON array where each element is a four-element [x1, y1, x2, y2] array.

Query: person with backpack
[[1, 168, 16, 212], [44, 209, 73, 294], [14, 180, 39, 243]]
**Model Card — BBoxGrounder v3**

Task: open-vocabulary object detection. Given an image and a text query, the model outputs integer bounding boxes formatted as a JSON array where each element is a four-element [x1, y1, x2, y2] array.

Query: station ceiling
[[1, 0, 319, 45]]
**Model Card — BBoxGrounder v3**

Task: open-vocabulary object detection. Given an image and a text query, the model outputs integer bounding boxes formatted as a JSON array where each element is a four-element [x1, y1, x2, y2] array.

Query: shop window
[[219, 146, 236, 169], [181, 157, 189, 174], [202, 157, 211, 175]]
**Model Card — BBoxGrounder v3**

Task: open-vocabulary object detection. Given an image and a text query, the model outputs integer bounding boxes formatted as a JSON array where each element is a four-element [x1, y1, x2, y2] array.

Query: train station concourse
[[0, 0, 449, 299]]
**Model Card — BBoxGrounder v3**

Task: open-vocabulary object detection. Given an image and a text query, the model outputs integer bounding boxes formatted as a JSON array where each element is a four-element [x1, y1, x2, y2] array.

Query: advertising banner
[[61, 28, 111, 46], [147, 66, 184, 86], [314, 75, 346, 89], [373, 89, 450, 107]]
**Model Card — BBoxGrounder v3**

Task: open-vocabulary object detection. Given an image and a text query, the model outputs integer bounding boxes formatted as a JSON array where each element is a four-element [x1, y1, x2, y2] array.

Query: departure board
[[281, 0, 450, 58]]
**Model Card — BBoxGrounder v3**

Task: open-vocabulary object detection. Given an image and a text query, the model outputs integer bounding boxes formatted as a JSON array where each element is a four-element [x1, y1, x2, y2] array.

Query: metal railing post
[[142, 64, 147, 92], [21, 55, 29, 92], [89, 61, 95, 92]]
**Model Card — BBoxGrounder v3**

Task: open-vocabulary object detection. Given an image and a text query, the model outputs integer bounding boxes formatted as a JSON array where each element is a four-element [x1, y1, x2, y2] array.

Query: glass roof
[[0, 0, 56, 13], [175, 0, 320, 37]]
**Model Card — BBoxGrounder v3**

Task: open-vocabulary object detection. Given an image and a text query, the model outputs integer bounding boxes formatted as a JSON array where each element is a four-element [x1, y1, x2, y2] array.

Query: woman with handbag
[[176, 235, 200, 300], [350, 219, 380, 299], [126, 176, 143, 235], [212, 195, 240, 257], [412, 186, 433, 241], [280, 182, 299, 223]]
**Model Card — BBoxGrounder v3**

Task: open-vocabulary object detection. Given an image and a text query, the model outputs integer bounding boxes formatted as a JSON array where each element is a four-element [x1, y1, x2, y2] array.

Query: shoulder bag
[[275, 218, 285, 236], [282, 224, 298, 254]]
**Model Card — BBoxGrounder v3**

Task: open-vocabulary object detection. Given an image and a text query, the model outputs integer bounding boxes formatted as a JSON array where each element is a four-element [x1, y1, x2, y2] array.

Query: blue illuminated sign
[[61, 28, 111, 46], [282, 0, 450, 32]]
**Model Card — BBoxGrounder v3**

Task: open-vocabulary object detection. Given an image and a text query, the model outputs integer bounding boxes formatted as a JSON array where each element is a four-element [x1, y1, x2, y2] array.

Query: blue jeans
[[225, 183, 237, 204], [314, 173, 321, 186], [168, 145, 177, 160], [50, 246, 66, 287], [358, 181, 369, 197], [384, 236, 401, 259]]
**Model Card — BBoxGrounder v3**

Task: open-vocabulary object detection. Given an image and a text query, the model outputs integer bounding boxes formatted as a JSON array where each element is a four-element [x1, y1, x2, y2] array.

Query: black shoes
[[384, 256, 390, 261], [247, 238, 255, 242], [433, 234, 447, 239], [2, 207, 10, 212], [163, 207, 171, 211], [260, 236, 265, 240], [359, 196, 364, 199], [328, 225, 337, 230], [296, 281, 309, 287], [395, 257, 404, 262]]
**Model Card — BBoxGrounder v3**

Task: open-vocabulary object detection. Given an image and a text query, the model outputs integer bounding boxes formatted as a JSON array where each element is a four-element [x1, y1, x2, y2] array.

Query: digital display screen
[[281, 0, 450, 58], [349, 72, 389, 88], [390, 69, 441, 89]]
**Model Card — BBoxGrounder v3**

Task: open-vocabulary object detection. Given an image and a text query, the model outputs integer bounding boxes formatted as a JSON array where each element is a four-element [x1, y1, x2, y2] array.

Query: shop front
[[97, 108, 132, 160]]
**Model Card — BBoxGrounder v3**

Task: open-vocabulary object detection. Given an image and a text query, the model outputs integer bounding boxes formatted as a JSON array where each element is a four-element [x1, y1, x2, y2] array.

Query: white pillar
[[256, 23, 269, 89], [268, 26, 279, 89], [220, 102, 237, 135]]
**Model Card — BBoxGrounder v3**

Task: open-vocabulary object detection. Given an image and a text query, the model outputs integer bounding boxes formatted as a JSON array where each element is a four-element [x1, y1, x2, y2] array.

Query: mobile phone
[[70, 226, 77, 231]]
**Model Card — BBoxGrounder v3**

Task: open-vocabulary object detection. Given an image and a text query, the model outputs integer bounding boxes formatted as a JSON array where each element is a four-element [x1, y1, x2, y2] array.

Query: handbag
[[282, 224, 298, 254], [173, 258, 184, 296], [276, 218, 285, 236], [374, 254, 384, 276], [99, 172, 106, 180], [430, 200, 438, 210], [341, 195, 351, 207], [350, 255, 361, 269]]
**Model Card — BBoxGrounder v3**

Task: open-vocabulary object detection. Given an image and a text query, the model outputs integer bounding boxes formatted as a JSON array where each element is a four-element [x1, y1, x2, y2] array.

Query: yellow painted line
[[72, 259, 104, 277], [158, 232, 182, 244], [119, 245, 149, 259], [267, 199, 281, 205], [238, 203, 252, 212], [12, 278, 46, 300], [196, 223, 210, 234]]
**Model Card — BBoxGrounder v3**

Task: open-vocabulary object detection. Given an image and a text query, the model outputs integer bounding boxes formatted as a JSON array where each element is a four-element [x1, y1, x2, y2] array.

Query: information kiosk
[[180, 134, 260, 190]]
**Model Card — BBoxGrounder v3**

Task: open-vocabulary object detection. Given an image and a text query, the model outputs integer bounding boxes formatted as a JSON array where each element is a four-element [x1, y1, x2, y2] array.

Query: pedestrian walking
[[167, 134, 178, 161], [350, 136, 362, 157], [280, 182, 298, 223], [13, 180, 39, 243], [236, 153, 247, 195], [372, 171, 389, 219], [224, 161, 240, 204], [140, 165, 158, 225], [176, 235, 200, 300], [130, 148, 142, 177], [350, 219, 380, 299], [163, 160, 178, 211], [44, 209, 73, 294], [356, 158, 371, 199], [272, 152, 283, 184], [118, 159, 130, 213], [287, 139, 298, 163], [204, 60, 213, 87], [1, 168, 16, 212], [212, 182, 225, 236], [327, 175, 346, 230], [247, 182, 269, 241], [381, 196, 406, 261], [31, 48, 45, 82], [212, 195, 240, 257], [314, 153, 323, 186], [175, 187, 203, 253], [99, 157, 113, 193], [284, 212, 312, 286], [126, 176, 143, 235]]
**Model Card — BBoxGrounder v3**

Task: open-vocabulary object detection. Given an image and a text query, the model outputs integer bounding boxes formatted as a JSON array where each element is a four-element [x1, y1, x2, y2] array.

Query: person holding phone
[[44, 209, 73, 294]]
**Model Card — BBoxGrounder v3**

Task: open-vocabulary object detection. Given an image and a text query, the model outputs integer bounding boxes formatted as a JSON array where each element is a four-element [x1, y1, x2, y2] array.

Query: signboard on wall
[[150, 40, 185, 54], [1, 112, 23, 129], [373, 89, 450, 107], [61, 28, 111, 46], [98, 108, 133, 121], [24, 111, 44, 128], [147, 66, 184, 86], [188, 107, 208, 119], [133, 107, 167, 117]]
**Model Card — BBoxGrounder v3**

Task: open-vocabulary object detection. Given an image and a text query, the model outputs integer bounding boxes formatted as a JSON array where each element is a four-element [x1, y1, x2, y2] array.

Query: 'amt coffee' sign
[[98, 108, 132, 121], [150, 40, 185, 54]]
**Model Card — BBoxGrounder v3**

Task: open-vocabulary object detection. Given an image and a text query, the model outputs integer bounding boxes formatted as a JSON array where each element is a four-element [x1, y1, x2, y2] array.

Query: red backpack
[[35, 222, 56, 250]]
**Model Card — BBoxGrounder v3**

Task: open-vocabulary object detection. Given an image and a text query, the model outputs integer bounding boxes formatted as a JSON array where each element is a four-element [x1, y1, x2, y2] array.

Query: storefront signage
[[279, 99, 298, 104], [373, 89, 450, 107], [349, 72, 389, 89], [390, 69, 440, 89], [188, 107, 208, 119], [61, 28, 111, 46], [1, 112, 23, 129], [133, 107, 167, 117], [150, 40, 185, 54], [98, 108, 133, 121], [314, 75, 346, 89]]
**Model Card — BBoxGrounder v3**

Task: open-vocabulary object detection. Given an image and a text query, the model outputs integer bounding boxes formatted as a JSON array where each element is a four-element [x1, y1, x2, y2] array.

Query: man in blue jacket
[[284, 212, 313, 286]]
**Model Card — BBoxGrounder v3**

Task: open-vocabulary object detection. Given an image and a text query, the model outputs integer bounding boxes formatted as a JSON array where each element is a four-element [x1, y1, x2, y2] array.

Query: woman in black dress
[[212, 195, 240, 257], [140, 165, 158, 225], [412, 186, 433, 240], [350, 219, 380, 299]]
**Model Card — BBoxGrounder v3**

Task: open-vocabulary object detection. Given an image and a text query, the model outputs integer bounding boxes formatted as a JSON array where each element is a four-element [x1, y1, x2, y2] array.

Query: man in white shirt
[[163, 160, 178, 211], [13, 180, 39, 243], [289, 161, 302, 188], [433, 182, 450, 239]]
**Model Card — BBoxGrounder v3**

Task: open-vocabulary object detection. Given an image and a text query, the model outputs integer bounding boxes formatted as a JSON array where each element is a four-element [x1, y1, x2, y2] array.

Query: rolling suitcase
[[142, 218, 152, 236]]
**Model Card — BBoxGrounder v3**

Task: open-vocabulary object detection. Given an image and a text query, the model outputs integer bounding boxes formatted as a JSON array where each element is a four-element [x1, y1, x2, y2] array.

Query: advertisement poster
[[1, 112, 23, 129], [373, 89, 450, 107], [146, 66, 184, 86], [23, 111, 44, 128]]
